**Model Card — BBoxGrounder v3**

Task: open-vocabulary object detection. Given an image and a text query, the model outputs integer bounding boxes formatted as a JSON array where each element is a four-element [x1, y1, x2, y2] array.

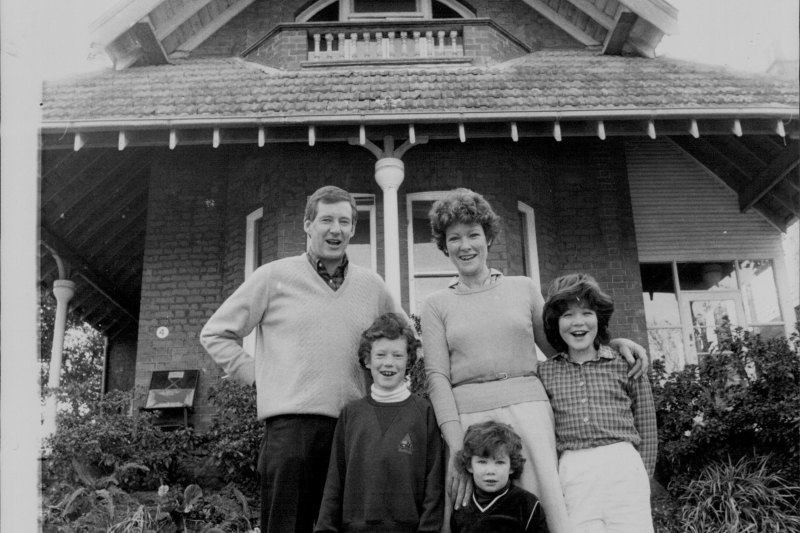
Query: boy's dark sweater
[[314, 394, 444, 532], [451, 484, 550, 533]]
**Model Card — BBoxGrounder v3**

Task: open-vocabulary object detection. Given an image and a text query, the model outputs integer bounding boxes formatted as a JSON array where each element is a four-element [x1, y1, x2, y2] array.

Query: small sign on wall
[[144, 370, 199, 409]]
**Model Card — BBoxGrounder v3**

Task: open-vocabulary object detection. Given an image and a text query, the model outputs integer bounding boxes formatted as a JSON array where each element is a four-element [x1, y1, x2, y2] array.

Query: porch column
[[375, 157, 404, 304], [43, 279, 75, 437]]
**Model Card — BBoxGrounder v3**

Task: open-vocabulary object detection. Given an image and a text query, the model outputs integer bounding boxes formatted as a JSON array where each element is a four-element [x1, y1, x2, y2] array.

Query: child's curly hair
[[542, 273, 614, 354], [455, 421, 526, 479], [428, 188, 502, 255], [357, 313, 420, 372]]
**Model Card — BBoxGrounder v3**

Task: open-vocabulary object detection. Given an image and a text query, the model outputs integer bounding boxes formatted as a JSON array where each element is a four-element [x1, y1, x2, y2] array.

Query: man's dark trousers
[[258, 414, 338, 533]]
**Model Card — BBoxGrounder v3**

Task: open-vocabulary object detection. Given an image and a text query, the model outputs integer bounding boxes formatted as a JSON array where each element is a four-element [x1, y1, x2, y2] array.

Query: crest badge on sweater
[[398, 433, 414, 455]]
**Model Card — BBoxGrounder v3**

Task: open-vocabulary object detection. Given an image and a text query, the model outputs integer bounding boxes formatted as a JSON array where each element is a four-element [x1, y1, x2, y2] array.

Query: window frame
[[517, 201, 541, 288], [296, 0, 475, 22], [640, 258, 787, 369], [406, 191, 457, 314], [352, 193, 378, 272], [244, 207, 264, 355], [343, 0, 428, 20]]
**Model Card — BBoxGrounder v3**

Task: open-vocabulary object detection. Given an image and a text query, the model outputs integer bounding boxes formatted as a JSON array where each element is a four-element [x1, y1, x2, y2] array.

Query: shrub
[[650, 327, 800, 494], [205, 379, 262, 488], [43, 389, 197, 491], [679, 455, 800, 533]]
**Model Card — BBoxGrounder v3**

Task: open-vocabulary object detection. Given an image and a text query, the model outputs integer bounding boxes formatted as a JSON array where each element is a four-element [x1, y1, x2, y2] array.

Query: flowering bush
[[650, 327, 800, 494]]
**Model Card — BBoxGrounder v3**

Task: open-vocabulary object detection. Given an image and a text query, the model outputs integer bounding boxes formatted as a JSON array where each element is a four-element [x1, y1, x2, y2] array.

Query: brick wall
[[134, 137, 646, 427], [471, 0, 581, 49], [545, 139, 647, 346], [247, 29, 309, 70], [193, 0, 306, 56], [192, 0, 580, 59], [136, 147, 229, 427], [463, 24, 529, 65]]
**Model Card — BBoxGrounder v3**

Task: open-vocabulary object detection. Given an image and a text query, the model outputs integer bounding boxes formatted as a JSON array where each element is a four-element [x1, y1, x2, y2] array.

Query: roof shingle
[[41, 50, 799, 124]]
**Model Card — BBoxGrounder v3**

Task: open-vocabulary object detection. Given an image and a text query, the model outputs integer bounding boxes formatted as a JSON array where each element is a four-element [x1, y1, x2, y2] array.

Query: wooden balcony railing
[[307, 26, 464, 62]]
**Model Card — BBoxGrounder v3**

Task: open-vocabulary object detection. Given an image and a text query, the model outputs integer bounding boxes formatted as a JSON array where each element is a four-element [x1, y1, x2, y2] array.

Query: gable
[[91, 0, 676, 68]]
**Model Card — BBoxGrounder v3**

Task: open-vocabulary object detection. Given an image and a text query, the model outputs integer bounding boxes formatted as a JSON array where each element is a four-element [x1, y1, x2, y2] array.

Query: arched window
[[298, 0, 475, 22]]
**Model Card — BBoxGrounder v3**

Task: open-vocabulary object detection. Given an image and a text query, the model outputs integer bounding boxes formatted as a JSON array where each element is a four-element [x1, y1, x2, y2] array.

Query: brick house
[[40, 0, 799, 428]]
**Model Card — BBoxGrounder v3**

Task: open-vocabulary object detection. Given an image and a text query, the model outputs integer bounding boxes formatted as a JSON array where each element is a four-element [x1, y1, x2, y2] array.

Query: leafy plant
[[679, 455, 800, 533], [39, 287, 106, 414], [205, 379, 262, 487], [649, 327, 800, 493], [43, 389, 197, 491]]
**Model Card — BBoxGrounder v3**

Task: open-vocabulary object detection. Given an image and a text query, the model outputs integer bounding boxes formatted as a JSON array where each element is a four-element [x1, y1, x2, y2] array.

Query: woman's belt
[[452, 371, 538, 388]]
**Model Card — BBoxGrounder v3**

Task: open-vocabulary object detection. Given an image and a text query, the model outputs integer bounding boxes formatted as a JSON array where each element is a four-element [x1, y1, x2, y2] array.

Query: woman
[[421, 188, 647, 533]]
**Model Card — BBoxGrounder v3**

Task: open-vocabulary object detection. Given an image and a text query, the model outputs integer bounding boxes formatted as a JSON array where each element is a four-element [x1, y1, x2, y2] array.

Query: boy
[[314, 313, 444, 532], [539, 273, 657, 533], [451, 421, 549, 533]]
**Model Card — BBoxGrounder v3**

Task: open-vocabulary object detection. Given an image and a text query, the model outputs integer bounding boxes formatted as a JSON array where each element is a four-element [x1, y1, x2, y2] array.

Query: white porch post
[[43, 279, 75, 437], [374, 157, 404, 304]]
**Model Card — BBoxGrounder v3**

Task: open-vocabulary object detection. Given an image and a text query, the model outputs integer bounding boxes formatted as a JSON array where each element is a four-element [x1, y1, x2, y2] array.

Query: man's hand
[[610, 338, 649, 379]]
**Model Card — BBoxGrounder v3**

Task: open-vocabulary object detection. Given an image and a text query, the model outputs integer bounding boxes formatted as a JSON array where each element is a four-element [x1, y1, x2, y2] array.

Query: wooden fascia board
[[565, 0, 615, 29], [603, 11, 638, 55], [90, 0, 166, 46], [617, 0, 677, 35], [130, 19, 169, 65], [153, 0, 216, 40], [175, 0, 257, 54], [520, 0, 600, 46], [40, 225, 140, 317], [768, 186, 800, 218], [739, 142, 800, 212]]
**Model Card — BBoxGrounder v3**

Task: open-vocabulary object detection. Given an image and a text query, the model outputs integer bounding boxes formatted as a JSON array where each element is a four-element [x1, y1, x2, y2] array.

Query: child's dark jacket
[[451, 484, 549, 533], [315, 394, 444, 532]]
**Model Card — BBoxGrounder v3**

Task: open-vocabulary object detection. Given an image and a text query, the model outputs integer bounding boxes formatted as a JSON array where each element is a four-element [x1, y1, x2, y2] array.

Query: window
[[406, 192, 457, 314], [518, 202, 546, 362], [517, 202, 540, 287], [348, 194, 377, 271], [245, 208, 264, 279], [300, 0, 474, 22], [345, 0, 427, 20], [244, 208, 264, 354], [640, 260, 785, 371]]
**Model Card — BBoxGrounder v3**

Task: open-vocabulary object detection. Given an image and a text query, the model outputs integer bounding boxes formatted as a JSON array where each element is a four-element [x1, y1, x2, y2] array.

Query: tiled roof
[[42, 50, 799, 124]]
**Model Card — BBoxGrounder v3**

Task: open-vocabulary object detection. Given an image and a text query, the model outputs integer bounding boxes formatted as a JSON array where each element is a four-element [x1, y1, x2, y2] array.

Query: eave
[[90, 0, 678, 69]]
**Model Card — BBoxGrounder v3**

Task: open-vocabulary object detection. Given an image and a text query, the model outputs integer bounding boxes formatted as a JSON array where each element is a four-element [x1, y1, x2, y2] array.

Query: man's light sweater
[[421, 276, 549, 427], [200, 254, 399, 420]]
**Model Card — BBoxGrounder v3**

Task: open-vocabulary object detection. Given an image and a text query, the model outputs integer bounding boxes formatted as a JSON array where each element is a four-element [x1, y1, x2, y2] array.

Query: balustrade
[[308, 26, 463, 62]]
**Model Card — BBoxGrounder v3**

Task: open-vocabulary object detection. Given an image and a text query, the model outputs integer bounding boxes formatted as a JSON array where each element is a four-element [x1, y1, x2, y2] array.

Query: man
[[200, 185, 402, 533]]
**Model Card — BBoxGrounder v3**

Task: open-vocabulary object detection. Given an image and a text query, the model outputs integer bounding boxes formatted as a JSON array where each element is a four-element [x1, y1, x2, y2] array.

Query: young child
[[451, 421, 549, 533], [538, 273, 657, 533], [314, 313, 444, 533]]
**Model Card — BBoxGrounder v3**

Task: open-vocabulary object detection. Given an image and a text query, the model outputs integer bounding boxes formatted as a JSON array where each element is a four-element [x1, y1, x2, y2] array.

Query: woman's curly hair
[[428, 188, 502, 254], [455, 421, 525, 480], [542, 273, 614, 354], [357, 312, 420, 372]]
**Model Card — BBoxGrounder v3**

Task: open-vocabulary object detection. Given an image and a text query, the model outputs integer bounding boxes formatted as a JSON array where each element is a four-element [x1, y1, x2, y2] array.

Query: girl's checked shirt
[[537, 345, 657, 476]]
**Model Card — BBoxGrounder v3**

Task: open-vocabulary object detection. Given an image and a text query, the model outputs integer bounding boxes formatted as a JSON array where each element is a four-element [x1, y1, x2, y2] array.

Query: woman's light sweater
[[200, 254, 399, 421], [421, 275, 549, 426]]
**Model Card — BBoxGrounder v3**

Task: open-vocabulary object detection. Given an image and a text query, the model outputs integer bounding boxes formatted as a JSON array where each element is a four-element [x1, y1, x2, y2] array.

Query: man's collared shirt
[[307, 252, 348, 291], [538, 345, 658, 476]]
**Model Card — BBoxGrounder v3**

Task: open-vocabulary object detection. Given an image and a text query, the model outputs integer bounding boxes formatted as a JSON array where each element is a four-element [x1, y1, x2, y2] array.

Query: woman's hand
[[447, 452, 473, 510], [610, 338, 649, 378]]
